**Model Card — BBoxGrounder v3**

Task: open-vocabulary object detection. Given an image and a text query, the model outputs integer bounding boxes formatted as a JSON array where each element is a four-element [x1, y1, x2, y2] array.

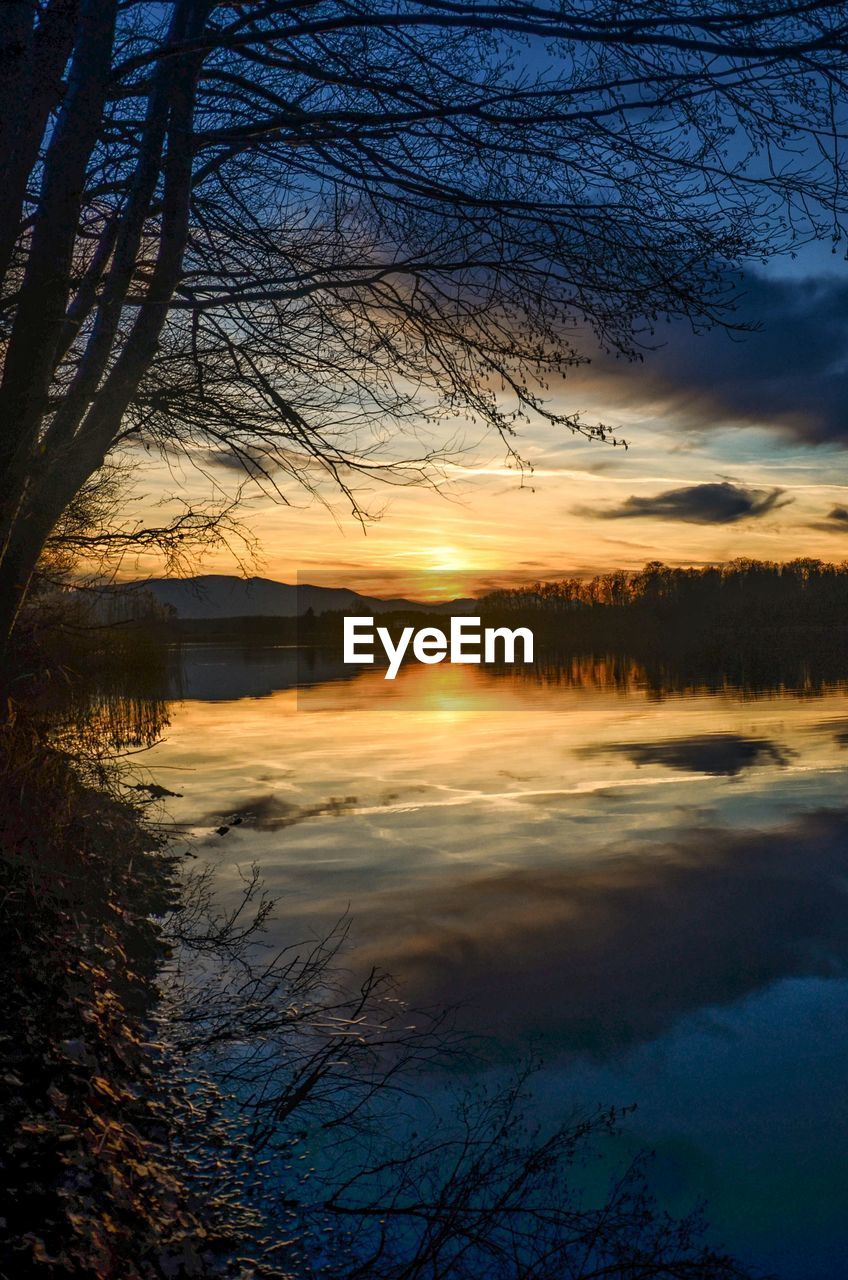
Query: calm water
[[141, 645, 848, 1279]]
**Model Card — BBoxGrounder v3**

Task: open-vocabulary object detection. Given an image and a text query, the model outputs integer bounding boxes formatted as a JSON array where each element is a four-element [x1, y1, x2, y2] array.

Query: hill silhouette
[[126, 574, 475, 620]]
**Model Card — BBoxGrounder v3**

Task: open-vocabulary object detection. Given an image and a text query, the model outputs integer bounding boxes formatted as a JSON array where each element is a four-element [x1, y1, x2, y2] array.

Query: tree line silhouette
[[481, 559, 848, 630]]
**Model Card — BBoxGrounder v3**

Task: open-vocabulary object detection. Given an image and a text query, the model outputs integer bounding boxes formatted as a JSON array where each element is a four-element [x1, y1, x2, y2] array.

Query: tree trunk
[[0, 454, 94, 649], [0, 524, 45, 650], [0, 2, 207, 651], [0, 0, 117, 481]]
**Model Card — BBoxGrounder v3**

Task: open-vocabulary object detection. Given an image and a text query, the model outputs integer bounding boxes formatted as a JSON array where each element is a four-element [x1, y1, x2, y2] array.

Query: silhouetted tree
[[482, 557, 848, 632], [4, 1, 848, 640]]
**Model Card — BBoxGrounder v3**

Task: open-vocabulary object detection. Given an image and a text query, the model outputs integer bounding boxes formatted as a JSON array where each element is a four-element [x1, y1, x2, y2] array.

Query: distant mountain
[[124, 575, 476, 619]]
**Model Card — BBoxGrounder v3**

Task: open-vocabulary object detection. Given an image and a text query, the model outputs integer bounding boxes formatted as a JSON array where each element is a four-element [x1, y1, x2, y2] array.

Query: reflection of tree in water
[[1, 631, 764, 1276], [4, 695, 759, 1275], [159, 864, 756, 1280], [19, 620, 178, 753], [165, 641, 848, 707], [52, 688, 172, 753], [514, 649, 848, 700]]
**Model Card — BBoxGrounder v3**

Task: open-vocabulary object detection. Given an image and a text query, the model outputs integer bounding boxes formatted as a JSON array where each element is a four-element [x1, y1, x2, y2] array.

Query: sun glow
[[426, 545, 468, 573], [374, 542, 481, 599]]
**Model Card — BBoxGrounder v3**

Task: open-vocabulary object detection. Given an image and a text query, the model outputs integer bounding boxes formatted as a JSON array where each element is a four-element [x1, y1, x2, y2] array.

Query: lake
[[139, 644, 848, 1279]]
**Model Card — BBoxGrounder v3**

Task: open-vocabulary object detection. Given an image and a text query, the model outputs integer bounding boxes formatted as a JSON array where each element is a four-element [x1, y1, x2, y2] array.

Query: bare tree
[[33, 460, 255, 593], [3, 0, 848, 641]]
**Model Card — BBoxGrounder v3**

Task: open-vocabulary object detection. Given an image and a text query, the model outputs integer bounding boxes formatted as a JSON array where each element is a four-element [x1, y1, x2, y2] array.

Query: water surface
[[142, 646, 848, 1278]]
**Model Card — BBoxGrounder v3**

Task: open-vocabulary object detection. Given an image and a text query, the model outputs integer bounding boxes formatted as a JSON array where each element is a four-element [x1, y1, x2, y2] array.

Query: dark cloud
[[816, 716, 848, 747], [809, 505, 848, 533], [582, 732, 793, 776], [573, 273, 848, 447], [583, 480, 789, 524], [205, 446, 279, 477]]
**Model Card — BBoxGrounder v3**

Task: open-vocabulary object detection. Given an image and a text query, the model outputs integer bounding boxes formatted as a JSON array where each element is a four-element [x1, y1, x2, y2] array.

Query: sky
[[124, 246, 848, 598]]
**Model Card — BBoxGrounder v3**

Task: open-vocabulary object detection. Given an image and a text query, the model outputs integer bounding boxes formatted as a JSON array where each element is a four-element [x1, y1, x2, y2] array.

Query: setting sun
[[425, 545, 468, 573], [8, 5, 848, 1277]]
